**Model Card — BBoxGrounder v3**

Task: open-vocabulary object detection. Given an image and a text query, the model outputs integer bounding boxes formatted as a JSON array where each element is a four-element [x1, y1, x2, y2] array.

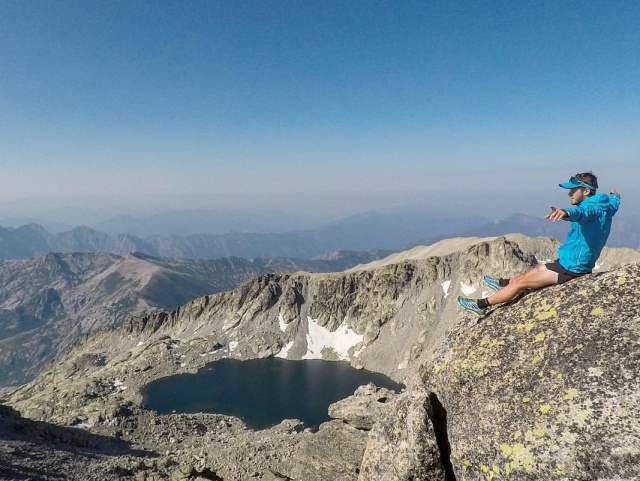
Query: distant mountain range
[[0, 209, 316, 236], [0, 211, 637, 261], [93, 209, 316, 237], [2, 208, 475, 238], [0, 211, 490, 260]]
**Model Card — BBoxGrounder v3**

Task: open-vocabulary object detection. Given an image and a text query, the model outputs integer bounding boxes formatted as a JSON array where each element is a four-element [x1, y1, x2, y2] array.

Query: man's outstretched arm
[[546, 189, 621, 222]]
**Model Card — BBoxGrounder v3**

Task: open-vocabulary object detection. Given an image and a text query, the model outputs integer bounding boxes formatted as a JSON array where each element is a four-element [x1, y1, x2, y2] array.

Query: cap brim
[[559, 182, 580, 189]]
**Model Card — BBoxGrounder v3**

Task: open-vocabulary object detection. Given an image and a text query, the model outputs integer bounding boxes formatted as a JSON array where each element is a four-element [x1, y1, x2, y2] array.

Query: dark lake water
[[142, 358, 403, 430]]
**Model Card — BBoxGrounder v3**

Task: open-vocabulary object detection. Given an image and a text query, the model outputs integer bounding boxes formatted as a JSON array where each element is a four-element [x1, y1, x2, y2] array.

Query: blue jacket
[[558, 193, 621, 273]]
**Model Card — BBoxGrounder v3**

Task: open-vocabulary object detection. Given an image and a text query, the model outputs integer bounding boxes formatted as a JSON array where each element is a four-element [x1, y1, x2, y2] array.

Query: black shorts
[[545, 259, 590, 284]]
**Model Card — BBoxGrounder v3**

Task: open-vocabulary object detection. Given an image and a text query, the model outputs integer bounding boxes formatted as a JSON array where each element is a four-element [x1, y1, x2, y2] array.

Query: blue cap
[[559, 176, 597, 191]]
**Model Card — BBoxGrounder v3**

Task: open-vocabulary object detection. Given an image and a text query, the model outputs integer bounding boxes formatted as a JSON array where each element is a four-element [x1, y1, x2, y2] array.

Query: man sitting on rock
[[457, 172, 621, 318]]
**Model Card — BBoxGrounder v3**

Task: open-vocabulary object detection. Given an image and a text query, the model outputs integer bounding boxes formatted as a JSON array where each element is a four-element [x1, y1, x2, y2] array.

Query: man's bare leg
[[487, 264, 559, 306]]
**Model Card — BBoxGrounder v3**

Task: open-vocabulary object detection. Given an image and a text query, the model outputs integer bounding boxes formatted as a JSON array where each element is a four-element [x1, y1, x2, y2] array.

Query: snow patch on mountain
[[302, 317, 363, 361], [460, 281, 477, 296], [278, 313, 288, 332], [275, 341, 294, 359]]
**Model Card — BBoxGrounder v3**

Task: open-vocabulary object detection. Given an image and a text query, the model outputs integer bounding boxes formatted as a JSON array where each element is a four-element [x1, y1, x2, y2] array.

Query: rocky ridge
[[0, 250, 388, 389], [3, 235, 640, 480]]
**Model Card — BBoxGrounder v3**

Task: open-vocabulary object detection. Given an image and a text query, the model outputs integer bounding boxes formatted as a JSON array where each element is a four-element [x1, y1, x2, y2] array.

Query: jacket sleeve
[[609, 193, 621, 213], [564, 194, 620, 222]]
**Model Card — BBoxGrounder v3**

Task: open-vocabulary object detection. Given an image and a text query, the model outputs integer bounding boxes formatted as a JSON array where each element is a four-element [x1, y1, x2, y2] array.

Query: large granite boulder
[[358, 388, 450, 480], [328, 383, 398, 430], [419, 260, 640, 480]]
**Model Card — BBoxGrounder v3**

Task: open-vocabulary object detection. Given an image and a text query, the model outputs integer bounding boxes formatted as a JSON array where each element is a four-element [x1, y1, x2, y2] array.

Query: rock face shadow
[[427, 392, 457, 481], [0, 403, 155, 480]]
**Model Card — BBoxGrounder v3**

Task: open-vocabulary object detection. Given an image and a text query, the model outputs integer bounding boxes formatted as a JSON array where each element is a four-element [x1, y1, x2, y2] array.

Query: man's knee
[[514, 265, 558, 289]]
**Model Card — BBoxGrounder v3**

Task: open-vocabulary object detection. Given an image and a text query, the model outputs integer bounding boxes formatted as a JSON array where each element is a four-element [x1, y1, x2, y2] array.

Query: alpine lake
[[142, 358, 403, 430]]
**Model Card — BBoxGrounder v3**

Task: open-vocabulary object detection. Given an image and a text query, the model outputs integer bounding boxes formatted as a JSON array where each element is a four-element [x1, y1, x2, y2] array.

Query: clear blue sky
[[1, 0, 639, 221]]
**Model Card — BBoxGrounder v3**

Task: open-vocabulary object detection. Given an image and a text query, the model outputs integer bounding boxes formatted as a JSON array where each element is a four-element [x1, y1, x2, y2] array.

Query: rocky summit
[[2, 235, 640, 480]]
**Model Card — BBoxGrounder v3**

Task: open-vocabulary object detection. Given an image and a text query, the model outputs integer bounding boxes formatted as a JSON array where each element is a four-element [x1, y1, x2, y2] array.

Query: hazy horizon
[[0, 188, 637, 235], [2, 2, 638, 225]]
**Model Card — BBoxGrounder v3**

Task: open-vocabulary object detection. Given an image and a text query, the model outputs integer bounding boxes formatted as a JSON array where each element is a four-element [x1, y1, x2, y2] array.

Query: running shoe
[[456, 296, 488, 318], [483, 275, 502, 293]]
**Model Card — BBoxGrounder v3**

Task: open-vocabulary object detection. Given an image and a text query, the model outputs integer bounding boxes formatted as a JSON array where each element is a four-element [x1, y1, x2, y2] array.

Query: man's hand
[[611, 189, 621, 198], [545, 206, 568, 221]]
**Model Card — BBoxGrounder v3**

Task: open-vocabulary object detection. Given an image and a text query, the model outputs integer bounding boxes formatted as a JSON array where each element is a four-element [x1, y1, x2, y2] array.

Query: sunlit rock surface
[[420, 260, 640, 480]]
